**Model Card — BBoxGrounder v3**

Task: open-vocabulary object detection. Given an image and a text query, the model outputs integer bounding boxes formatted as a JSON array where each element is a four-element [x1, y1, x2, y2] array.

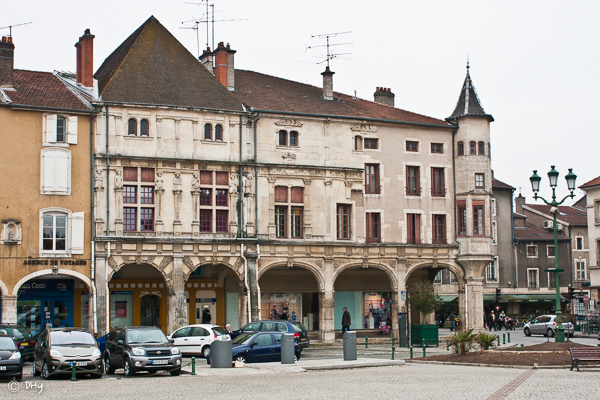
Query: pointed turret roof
[[94, 16, 243, 112], [447, 63, 493, 122]]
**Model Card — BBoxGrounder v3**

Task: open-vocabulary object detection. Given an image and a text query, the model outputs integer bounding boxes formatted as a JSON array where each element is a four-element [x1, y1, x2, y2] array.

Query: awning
[[438, 295, 458, 303], [483, 294, 566, 303]]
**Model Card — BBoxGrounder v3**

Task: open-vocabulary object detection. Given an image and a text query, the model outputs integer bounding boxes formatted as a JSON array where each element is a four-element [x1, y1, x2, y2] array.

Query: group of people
[[486, 310, 507, 331]]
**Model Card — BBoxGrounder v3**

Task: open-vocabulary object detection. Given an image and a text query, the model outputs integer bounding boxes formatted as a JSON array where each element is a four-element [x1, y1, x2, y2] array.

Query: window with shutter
[[45, 114, 58, 143], [141, 168, 154, 182], [470, 141, 476, 155], [204, 124, 212, 140], [71, 212, 84, 254], [433, 215, 446, 244], [40, 148, 71, 194], [67, 116, 78, 144], [275, 186, 288, 202], [365, 164, 380, 194], [407, 213, 420, 243], [200, 171, 212, 184], [216, 171, 228, 185], [366, 213, 381, 243], [431, 168, 445, 197], [291, 187, 303, 203], [336, 204, 351, 240], [457, 201, 467, 236], [215, 124, 223, 141], [406, 166, 420, 195], [128, 119, 137, 136], [478, 141, 485, 155], [123, 167, 138, 182], [140, 119, 149, 137]]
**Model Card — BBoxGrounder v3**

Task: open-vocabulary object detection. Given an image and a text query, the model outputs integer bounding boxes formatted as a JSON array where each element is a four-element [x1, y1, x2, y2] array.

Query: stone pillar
[[245, 252, 259, 321], [390, 290, 399, 339], [173, 189, 182, 236], [267, 176, 276, 239], [167, 255, 186, 334], [321, 257, 335, 342], [155, 187, 164, 235], [466, 277, 485, 331], [1, 295, 17, 324], [303, 178, 312, 239], [174, 119, 181, 158], [95, 256, 109, 335], [324, 179, 333, 241], [192, 121, 200, 158], [114, 187, 123, 235], [191, 189, 200, 235], [94, 167, 105, 236]]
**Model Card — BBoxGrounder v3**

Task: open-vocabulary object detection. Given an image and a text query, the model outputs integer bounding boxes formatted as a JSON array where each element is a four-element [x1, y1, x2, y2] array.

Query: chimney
[[0, 36, 15, 88], [321, 66, 334, 100], [75, 29, 95, 87], [515, 194, 526, 215], [213, 42, 236, 91], [199, 47, 214, 74], [373, 87, 395, 107]]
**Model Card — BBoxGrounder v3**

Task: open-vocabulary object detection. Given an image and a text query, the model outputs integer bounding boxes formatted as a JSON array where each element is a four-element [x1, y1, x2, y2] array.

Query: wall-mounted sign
[[22, 259, 87, 266]]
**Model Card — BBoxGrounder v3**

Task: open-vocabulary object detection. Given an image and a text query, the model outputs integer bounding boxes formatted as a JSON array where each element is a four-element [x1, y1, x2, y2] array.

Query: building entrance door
[[140, 295, 161, 327]]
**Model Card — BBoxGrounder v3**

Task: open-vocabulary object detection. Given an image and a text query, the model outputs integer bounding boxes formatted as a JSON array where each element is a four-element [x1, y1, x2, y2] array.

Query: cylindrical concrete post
[[281, 333, 295, 364], [210, 339, 232, 368], [343, 331, 357, 361]]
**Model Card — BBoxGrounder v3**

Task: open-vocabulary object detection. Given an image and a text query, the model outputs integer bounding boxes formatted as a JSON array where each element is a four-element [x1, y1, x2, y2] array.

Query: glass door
[[140, 295, 160, 327], [53, 300, 70, 327]]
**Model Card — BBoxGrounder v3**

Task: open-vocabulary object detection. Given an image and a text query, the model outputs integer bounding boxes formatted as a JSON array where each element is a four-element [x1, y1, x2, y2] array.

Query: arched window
[[478, 141, 485, 155], [469, 141, 476, 155], [289, 131, 298, 146], [204, 123, 212, 140], [215, 124, 223, 141], [457, 141, 464, 156], [140, 119, 149, 137], [278, 130, 288, 146], [128, 119, 137, 136]]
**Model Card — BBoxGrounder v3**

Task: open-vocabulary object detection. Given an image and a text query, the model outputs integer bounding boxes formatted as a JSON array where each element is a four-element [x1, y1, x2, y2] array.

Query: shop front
[[108, 280, 168, 332], [260, 292, 317, 329]]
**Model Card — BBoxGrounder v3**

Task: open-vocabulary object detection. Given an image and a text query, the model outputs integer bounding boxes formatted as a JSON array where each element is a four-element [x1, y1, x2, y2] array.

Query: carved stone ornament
[[287, 258, 294, 268], [94, 168, 104, 190], [183, 256, 194, 271], [230, 174, 239, 193], [351, 123, 377, 133], [107, 256, 117, 270], [315, 259, 323, 268], [173, 172, 183, 192], [234, 258, 243, 272], [114, 169, 123, 189], [155, 171, 164, 189], [282, 153, 297, 161], [362, 257, 369, 269], [191, 173, 201, 191], [158, 256, 173, 271], [333, 260, 342, 269], [275, 119, 303, 127]]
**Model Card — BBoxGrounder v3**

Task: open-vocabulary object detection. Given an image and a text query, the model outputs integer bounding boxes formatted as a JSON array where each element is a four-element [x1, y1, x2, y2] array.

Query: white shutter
[[45, 114, 57, 143], [71, 212, 84, 254], [55, 150, 70, 193], [67, 116, 78, 144], [41, 150, 56, 192]]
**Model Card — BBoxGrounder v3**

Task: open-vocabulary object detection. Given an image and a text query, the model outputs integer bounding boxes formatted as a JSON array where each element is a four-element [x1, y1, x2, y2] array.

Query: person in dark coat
[[488, 311, 496, 331], [341, 307, 351, 334], [201, 307, 212, 324]]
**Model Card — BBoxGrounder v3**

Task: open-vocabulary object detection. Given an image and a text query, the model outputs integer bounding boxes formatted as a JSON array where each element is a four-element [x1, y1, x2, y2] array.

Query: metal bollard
[[422, 339, 426, 357], [191, 356, 196, 375], [410, 345, 413, 359], [508, 332, 511, 343], [503, 334, 506, 344], [391, 336, 395, 360], [497, 337, 500, 347], [71, 363, 76, 381], [446, 338, 449, 350], [365, 337, 368, 348]]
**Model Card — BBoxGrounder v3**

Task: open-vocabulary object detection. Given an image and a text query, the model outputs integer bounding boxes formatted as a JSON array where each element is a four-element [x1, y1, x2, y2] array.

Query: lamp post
[[529, 166, 577, 343]]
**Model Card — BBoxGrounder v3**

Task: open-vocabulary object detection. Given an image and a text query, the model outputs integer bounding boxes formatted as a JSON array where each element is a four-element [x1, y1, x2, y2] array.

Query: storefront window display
[[261, 293, 302, 321], [17, 279, 74, 335], [363, 292, 391, 329], [110, 291, 133, 327]]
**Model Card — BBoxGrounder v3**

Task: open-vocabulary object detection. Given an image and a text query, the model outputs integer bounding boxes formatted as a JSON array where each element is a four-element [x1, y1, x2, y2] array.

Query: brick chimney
[[75, 29, 95, 88], [212, 42, 236, 91], [199, 47, 214, 74], [321, 66, 334, 100], [373, 87, 395, 106], [0, 36, 15, 88], [515, 194, 526, 214]]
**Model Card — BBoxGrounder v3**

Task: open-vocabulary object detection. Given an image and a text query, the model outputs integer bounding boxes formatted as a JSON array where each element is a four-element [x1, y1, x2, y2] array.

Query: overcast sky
[[5, 1, 599, 205]]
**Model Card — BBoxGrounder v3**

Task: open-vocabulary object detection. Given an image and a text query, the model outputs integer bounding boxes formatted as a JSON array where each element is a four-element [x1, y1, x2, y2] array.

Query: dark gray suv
[[103, 326, 182, 376]]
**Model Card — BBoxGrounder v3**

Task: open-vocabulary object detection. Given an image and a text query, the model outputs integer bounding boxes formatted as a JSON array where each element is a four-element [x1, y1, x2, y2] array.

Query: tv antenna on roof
[[0, 22, 33, 37], [183, 1, 246, 57], [307, 31, 352, 67]]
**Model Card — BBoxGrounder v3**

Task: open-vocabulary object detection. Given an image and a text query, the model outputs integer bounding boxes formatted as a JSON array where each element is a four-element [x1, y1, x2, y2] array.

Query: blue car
[[231, 332, 301, 363], [96, 332, 109, 354], [231, 320, 310, 349]]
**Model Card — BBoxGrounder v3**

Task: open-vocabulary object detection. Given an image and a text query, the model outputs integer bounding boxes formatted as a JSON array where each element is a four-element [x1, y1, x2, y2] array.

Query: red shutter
[[375, 165, 380, 194], [407, 214, 414, 243], [275, 186, 288, 202], [376, 214, 381, 242], [141, 168, 154, 182], [366, 213, 372, 243], [416, 167, 421, 194], [415, 214, 421, 244], [123, 167, 137, 182], [291, 187, 303, 203], [216, 171, 228, 185], [200, 171, 212, 184]]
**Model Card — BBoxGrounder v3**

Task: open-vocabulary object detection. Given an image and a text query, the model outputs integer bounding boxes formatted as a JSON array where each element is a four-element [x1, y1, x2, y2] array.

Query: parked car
[[96, 332, 109, 354], [103, 326, 182, 376], [0, 334, 23, 380], [168, 324, 230, 357], [0, 325, 35, 360], [523, 315, 574, 338], [33, 328, 103, 380], [231, 320, 310, 349], [231, 332, 301, 363]]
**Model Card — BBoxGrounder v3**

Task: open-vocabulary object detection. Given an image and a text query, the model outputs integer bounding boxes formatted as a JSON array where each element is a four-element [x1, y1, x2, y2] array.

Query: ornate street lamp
[[529, 166, 577, 343]]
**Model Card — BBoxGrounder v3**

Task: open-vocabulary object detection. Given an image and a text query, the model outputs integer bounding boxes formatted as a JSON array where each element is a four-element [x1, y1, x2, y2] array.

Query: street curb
[[302, 360, 405, 371], [405, 360, 570, 369]]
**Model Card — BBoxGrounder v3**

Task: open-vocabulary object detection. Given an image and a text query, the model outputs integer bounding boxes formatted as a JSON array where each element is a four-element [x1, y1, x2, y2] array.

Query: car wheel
[[124, 358, 136, 377], [524, 328, 531, 337], [202, 345, 211, 358], [235, 354, 247, 363], [33, 359, 40, 377], [170, 368, 181, 376], [41, 361, 51, 380], [548, 329, 555, 338], [104, 355, 115, 375]]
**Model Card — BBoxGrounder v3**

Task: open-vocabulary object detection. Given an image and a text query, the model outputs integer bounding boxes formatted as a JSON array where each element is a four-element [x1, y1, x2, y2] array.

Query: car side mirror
[[169, 339, 174, 344], [117, 340, 124, 345], [250, 343, 255, 349]]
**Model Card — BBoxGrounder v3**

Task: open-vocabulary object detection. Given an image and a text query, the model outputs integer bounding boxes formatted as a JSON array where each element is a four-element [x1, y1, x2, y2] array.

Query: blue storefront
[[17, 279, 75, 336]]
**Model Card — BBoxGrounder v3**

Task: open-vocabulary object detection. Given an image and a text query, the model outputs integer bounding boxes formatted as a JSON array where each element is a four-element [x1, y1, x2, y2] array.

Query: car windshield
[[213, 327, 228, 336], [292, 322, 307, 333], [50, 331, 96, 346], [127, 329, 168, 344], [12, 327, 32, 340], [232, 333, 254, 345], [0, 337, 17, 350]]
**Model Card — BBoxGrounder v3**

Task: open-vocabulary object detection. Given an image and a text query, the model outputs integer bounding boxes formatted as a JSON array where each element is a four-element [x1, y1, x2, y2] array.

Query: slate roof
[[234, 70, 451, 127], [524, 204, 588, 226], [514, 225, 570, 241], [492, 178, 514, 190], [94, 16, 243, 112], [447, 65, 493, 122], [580, 175, 600, 189], [0, 70, 92, 111]]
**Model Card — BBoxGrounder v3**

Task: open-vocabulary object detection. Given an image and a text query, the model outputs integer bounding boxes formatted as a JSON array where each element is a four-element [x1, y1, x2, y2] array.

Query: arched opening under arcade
[[258, 265, 321, 332]]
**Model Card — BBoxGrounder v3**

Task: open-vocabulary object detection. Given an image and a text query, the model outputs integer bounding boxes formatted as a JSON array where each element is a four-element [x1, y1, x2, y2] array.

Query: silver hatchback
[[523, 315, 574, 338]]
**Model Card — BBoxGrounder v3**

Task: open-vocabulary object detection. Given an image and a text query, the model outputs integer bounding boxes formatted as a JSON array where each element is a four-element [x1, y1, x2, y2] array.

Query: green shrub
[[448, 329, 476, 355], [476, 331, 498, 351]]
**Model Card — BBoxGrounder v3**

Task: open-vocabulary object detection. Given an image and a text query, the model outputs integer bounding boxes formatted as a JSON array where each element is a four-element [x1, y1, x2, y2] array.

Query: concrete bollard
[[211, 339, 233, 368], [281, 334, 295, 364], [343, 331, 357, 361]]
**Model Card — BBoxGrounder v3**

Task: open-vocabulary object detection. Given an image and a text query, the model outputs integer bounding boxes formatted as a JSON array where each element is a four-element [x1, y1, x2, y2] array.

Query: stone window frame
[[527, 268, 539, 289], [485, 257, 499, 283], [527, 244, 538, 258]]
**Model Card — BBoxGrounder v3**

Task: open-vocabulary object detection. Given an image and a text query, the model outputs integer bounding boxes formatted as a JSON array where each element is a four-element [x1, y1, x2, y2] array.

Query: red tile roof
[[492, 178, 514, 189], [1, 70, 92, 111], [94, 16, 243, 112], [580, 175, 600, 189], [514, 225, 570, 241], [234, 70, 452, 127], [524, 204, 587, 226]]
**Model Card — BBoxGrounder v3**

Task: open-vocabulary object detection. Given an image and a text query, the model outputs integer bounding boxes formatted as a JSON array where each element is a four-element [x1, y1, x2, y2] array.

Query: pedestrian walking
[[225, 324, 232, 335], [488, 311, 495, 331], [341, 307, 351, 334], [201, 306, 212, 324], [498, 310, 506, 331], [449, 311, 456, 332]]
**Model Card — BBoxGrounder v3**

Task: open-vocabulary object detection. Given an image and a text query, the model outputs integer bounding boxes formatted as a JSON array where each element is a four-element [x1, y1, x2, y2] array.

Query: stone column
[[390, 290, 399, 339], [94, 167, 105, 236], [191, 189, 200, 235], [466, 277, 485, 331], [167, 255, 186, 334], [192, 121, 200, 158], [1, 295, 17, 324], [267, 176, 276, 239], [155, 188, 165, 235], [174, 119, 181, 158], [245, 252, 259, 321], [324, 179, 333, 241], [303, 178, 312, 239], [95, 256, 109, 335], [321, 257, 335, 342], [114, 187, 123, 235]]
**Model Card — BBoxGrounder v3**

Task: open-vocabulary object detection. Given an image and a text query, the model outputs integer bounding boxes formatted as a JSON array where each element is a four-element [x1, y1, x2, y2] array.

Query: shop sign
[[22, 259, 87, 266], [115, 301, 127, 318], [401, 291, 406, 301], [18, 279, 74, 297], [196, 298, 217, 303], [111, 291, 132, 294]]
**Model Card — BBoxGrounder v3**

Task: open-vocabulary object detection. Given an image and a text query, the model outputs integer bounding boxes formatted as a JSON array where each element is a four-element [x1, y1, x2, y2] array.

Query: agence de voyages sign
[[22, 259, 88, 266]]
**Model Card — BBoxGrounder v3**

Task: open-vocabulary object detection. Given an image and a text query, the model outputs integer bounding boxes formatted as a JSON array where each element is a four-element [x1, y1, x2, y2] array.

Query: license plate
[[70, 361, 87, 366], [0, 366, 6, 371], [21, 343, 28, 346], [152, 360, 168, 365], [301, 338, 306, 341]]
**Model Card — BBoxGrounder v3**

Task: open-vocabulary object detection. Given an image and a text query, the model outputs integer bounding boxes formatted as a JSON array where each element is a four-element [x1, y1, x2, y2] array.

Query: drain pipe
[[106, 241, 111, 332], [241, 244, 250, 324], [239, 115, 244, 237], [105, 105, 110, 235], [90, 109, 98, 336], [256, 244, 261, 319], [253, 112, 261, 238]]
